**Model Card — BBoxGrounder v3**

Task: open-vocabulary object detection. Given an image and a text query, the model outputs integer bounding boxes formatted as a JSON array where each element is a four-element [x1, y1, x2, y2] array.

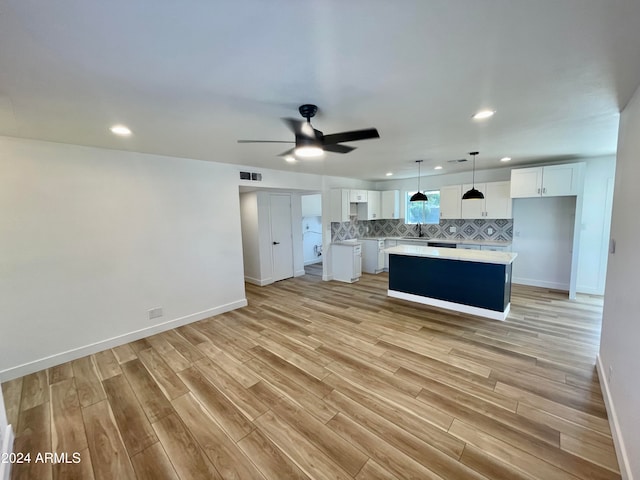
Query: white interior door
[[270, 194, 294, 282]]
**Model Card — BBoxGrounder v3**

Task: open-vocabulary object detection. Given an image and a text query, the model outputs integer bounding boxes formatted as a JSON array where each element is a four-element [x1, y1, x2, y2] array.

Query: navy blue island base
[[387, 248, 515, 321]]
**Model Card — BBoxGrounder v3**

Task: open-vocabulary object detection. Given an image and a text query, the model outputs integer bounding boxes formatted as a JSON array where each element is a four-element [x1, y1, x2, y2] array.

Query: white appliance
[[332, 242, 362, 282], [362, 239, 385, 274]]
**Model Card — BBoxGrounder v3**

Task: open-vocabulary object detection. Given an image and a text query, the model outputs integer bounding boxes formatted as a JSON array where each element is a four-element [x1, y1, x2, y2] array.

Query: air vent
[[240, 171, 263, 181]]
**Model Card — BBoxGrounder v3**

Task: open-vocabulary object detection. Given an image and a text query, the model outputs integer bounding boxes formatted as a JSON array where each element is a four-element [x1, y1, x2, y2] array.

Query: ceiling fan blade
[[277, 148, 295, 157], [237, 140, 294, 143], [323, 128, 379, 145], [282, 118, 316, 138], [323, 144, 356, 154]]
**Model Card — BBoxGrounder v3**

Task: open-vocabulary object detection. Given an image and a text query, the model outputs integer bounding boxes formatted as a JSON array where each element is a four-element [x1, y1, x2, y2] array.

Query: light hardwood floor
[[2, 273, 620, 480]]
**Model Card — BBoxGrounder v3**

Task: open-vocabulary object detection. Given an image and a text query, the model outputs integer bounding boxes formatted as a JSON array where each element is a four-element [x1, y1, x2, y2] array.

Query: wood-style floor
[[2, 273, 620, 480]]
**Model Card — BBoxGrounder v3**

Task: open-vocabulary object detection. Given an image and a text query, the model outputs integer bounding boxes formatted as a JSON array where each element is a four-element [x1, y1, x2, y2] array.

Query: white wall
[[511, 197, 576, 290], [239, 192, 261, 283], [599, 85, 640, 479], [576, 156, 616, 294], [0, 136, 248, 380]]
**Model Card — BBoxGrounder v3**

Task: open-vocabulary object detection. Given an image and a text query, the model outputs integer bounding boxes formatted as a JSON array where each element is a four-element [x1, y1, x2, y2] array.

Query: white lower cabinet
[[383, 239, 397, 270], [332, 243, 362, 282], [481, 244, 512, 252], [362, 239, 385, 273]]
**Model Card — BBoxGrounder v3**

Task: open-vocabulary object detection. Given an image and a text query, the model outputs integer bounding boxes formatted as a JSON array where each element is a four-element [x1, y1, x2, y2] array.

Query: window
[[405, 190, 440, 224]]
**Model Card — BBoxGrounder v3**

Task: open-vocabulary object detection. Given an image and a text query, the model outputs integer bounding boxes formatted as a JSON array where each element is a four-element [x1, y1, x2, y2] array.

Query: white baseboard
[[576, 284, 605, 296], [244, 276, 273, 286], [0, 299, 247, 382], [512, 277, 569, 291], [0, 425, 14, 480], [294, 269, 306, 277], [596, 354, 633, 480]]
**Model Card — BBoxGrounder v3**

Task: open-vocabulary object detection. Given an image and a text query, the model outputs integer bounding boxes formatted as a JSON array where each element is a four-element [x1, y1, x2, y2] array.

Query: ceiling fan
[[237, 104, 380, 158]]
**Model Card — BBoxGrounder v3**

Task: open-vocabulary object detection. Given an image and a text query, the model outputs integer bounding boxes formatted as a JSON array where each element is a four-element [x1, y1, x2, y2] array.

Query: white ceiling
[[2, 0, 640, 180]]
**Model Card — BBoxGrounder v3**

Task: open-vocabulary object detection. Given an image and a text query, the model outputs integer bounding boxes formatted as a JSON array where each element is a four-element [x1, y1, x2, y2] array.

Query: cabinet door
[[510, 167, 543, 198], [484, 181, 512, 218], [439, 185, 462, 219], [356, 191, 381, 220], [301, 194, 322, 217], [461, 183, 486, 219], [368, 191, 381, 219], [381, 190, 400, 219], [349, 190, 368, 203], [329, 189, 349, 222], [542, 164, 578, 196]]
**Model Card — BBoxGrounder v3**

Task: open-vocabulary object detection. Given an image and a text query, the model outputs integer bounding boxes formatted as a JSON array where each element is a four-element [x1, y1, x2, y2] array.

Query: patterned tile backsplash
[[331, 218, 513, 242]]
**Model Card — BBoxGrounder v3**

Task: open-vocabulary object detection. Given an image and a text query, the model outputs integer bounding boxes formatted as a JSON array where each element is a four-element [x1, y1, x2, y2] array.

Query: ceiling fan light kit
[[238, 104, 379, 159], [462, 151, 485, 200]]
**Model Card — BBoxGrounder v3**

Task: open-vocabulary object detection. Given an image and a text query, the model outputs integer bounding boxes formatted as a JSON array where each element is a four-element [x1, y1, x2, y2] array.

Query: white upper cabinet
[[301, 194, 321, 217], [461, 181, 512, 219], [439, 185, 462, 219], [510, 163, 584, 198], [357, 190, 381, 220], [329, 189, 350, 222], [381, 190, 400, 219], [349, 189, 368, 203], [484, 181, 513, 218], [461, 183, 487, 219]]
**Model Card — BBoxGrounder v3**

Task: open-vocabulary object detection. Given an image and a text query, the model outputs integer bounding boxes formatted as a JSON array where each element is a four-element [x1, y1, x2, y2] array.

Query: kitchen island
[[385, 245, 517, 321]]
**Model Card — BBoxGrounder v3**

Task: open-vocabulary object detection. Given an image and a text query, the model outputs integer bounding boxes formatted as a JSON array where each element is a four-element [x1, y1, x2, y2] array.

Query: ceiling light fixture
[[472, 110, 495, 120], [294, 134, 324, 158], [462, 152, 485, 200], [410, 160, 428, 202], [385, 172, 393, 177], [500, 157, 512, 162], [434, 165, 443, 170], [110, 125, 132, 136]]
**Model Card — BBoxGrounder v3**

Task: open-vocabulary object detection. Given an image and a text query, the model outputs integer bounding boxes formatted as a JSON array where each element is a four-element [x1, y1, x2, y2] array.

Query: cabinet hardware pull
[[537, 188, 541, 194], [272, 241, 280, 245]]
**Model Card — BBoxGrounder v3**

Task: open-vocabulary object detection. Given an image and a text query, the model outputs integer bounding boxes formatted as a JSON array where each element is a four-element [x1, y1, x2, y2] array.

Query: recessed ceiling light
[[284, 155, 297, 163], [385, 172, 393, 177], [110, 125, 132, 136], [434, 166, 443, 170], [500, 157, 512, 162], [472, 110, 495, 120]]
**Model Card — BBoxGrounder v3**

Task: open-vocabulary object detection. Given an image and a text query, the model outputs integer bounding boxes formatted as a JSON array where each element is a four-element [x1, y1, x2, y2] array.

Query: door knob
[[272, 241, 280, 245]]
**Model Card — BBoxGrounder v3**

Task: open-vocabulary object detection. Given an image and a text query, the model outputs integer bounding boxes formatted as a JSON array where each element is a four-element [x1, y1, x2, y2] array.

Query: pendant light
[[410, 160, 428, 202], [462, 151, 485, 200]]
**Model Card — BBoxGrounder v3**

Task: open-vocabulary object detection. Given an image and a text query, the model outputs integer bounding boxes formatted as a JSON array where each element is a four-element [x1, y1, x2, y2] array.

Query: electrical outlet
[[148, 307, 163, 320], [450, 226, 457, 233], [488, 227, 494, 235]]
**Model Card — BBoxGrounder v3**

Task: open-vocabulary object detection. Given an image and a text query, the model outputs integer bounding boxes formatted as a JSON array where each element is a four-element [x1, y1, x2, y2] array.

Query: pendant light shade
[[462, 151, 484, 200], [410, 160, 428, 202]]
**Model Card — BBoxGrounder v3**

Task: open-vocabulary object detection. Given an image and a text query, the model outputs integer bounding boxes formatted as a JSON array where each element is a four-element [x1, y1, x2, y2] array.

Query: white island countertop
[[385, 244, 517, 265]]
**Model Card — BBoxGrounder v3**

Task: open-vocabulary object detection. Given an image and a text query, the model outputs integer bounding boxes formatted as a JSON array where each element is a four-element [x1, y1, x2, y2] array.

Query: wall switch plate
[[488, 227, 494, 235], [450, 226, 456, 233], [148, 307, 163, 320]]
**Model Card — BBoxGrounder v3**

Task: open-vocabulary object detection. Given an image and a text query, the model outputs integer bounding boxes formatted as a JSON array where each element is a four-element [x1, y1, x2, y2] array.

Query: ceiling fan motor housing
[[298, 104, 318, 121]]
